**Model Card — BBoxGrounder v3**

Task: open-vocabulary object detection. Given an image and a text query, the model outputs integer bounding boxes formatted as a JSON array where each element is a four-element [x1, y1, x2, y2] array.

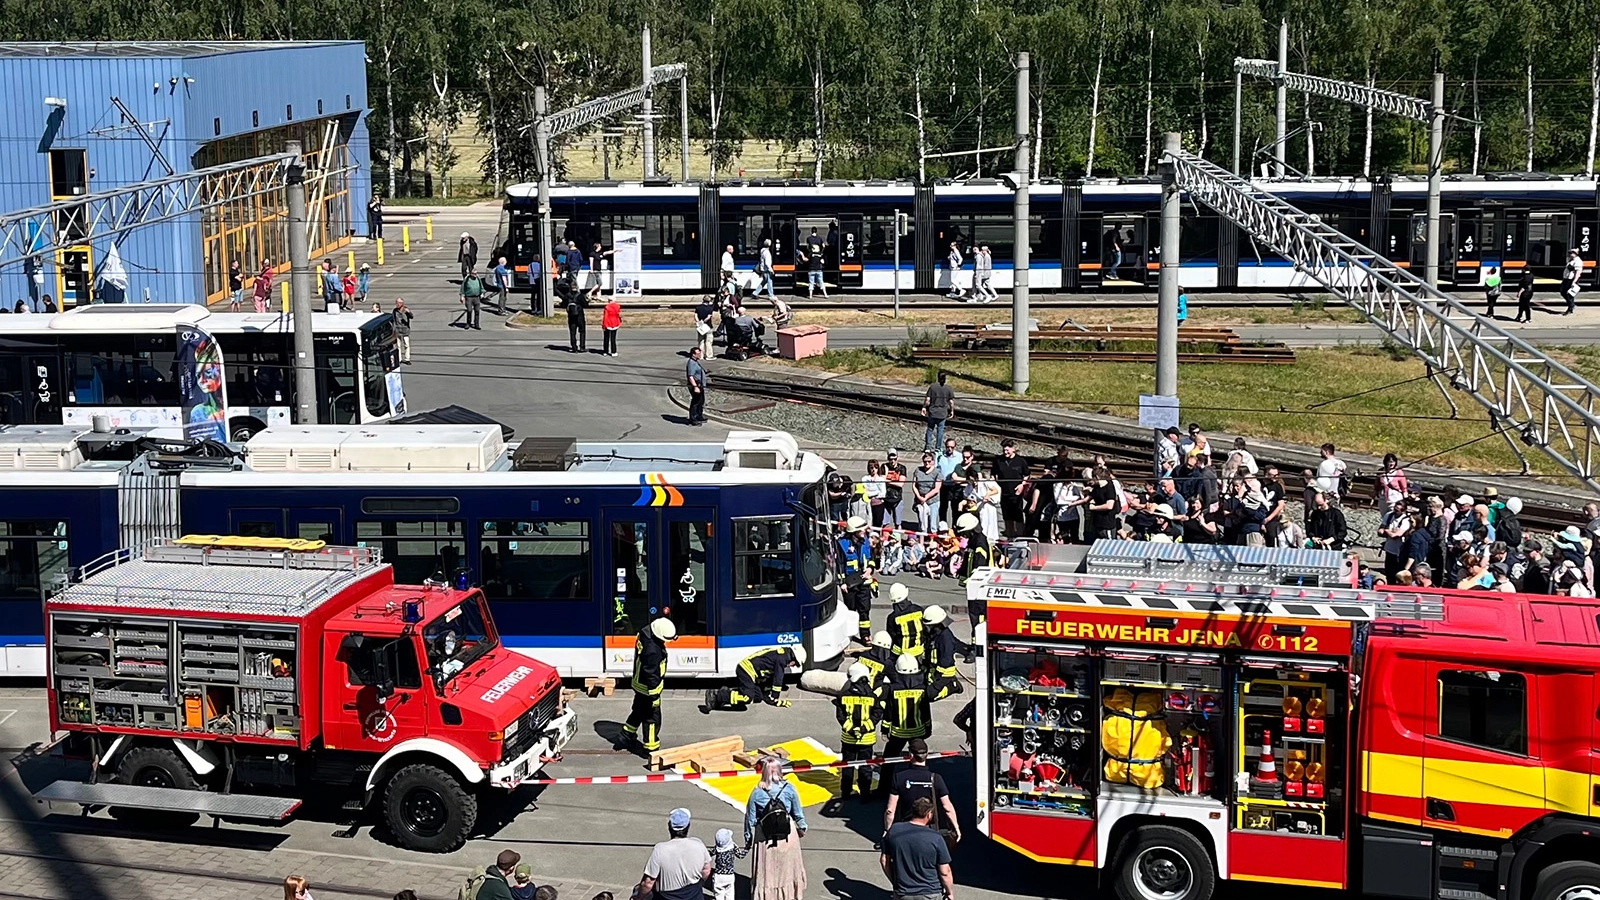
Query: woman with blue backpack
[[743, 755, 808, 900]]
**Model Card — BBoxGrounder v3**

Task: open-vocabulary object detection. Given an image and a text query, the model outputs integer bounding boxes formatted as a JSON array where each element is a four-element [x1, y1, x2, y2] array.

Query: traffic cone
[[1252, 728, 1282, 798]]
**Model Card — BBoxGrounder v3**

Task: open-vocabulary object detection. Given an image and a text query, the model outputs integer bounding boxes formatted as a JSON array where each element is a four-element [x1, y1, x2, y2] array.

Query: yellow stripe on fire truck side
[[987, 833, 1095, 867], [1362, 751, 1597, 821]]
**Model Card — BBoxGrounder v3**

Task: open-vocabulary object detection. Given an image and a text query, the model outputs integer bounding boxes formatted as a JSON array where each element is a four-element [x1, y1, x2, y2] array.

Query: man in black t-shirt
[[883, 739, 960, 842], [991, 440, 1032, 538], [882, 797, 955, 900], [1261, 466, 1287, 544]]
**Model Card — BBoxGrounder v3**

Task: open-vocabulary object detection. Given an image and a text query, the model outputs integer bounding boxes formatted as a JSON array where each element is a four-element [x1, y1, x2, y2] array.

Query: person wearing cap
[[1514, 540, 1552, 593], [1449, 494, 1475, 530], [887, 582, 926, 661], [838, 514, 872, 577], [1154, 426, 1181, 478], [623, 616, 676, 752], [476, 850, 520, 900], [710, 829, 750, 900], [884, 450, 908, 528], [1444, 530, 1478, 585], [1147, 503, 1181, 543], [1496, 497, 1524, 548], [879, 655, 932, 799], [834, 663, 883, 802], [882, 738, 960, 843], [639, 808, 712, 900], [459, 232, 479, 279], [508, 864, 536, 900], [707, 645, 807, 711], [922, 605, 971, 701]]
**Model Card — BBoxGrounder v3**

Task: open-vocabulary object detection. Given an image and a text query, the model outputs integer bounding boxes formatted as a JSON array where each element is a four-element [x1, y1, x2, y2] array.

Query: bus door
[[1455, 209, 1482, 285], [601, 509, 717, 676]]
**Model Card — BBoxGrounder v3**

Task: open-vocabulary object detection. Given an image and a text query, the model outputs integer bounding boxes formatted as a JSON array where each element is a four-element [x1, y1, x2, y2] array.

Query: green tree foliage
[[4, 0, 1595, 182]]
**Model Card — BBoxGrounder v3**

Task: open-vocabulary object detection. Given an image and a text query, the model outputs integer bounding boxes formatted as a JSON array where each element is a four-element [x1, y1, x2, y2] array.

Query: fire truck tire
[[1533, 861, 1600, 900], [1113, 825, 1215, 900], [109, 746, 202, 829], [384, 763, 478, 853]]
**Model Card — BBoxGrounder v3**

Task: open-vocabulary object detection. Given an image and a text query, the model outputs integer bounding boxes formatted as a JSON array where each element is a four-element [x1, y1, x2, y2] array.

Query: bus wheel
[[229, 418, 265, 442], [109, 746, 202, 828], [1114, 825, 1215, 900], [1533, 861, 1600, 900]]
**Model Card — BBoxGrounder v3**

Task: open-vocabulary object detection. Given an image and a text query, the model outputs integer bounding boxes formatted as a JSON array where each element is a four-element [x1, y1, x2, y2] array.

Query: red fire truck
[[969, 553, 1600, 900], [40, 535, 575, 852]]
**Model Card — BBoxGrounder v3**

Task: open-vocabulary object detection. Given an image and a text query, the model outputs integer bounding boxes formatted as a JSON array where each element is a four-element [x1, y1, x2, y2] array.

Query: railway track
[[911, 347, 1297, 365], [711, 371, 1587, 534]]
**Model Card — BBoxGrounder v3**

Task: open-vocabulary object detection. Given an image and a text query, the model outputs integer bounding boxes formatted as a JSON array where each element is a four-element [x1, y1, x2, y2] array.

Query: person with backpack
[[743, 756, 808, 900], [561, 278, 588, 352], [460, 268, 484, 330], [705, 645, 806, 711], [463, 850, 519, 900]]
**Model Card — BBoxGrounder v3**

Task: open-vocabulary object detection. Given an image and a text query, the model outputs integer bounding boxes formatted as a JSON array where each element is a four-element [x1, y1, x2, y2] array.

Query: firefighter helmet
[[650, 617, 677, 641], [788, 645, 808, 668], [895, 653, 921, 675], [924, 604, 947, 626], [847, 663, 871, 683], [888, 582, 910, 603], [871, 630, 893, 650]]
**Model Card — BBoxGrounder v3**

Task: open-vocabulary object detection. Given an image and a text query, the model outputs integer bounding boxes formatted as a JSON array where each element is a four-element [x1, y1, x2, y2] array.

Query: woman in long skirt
[[743, 756, 808, 900]]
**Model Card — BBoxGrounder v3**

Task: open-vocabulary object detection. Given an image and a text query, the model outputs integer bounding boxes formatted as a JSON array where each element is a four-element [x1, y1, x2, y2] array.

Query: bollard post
[[281, 280, 290, 314], [425, 217, 433, 242], [347, 249, 356, 274], [403, 226, 411, 252], [377, 238, 385, 266]]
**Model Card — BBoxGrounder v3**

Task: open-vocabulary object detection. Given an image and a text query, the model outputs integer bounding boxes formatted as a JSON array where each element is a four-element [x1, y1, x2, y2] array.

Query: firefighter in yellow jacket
[[834, 663, 881, 801], [705, 645, 807, 710], [886, 582, 926, 662], [622, 617, 676, 751], [923, 604, 972, 701], [878, 653, 930, 798], [856, 631, 896, 686]]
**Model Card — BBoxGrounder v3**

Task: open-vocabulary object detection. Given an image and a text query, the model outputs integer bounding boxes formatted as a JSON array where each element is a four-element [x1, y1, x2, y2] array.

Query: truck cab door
[[325, 632, 431, 752], [1421, 663, 1537, 835]]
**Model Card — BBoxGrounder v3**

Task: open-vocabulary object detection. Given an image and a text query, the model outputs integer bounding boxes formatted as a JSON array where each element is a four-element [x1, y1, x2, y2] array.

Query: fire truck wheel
[[1533, 861, 1600, 900], [384, 763, 478, 853], [1114, 825, 1215, 900], [109, 746, 202, 829]]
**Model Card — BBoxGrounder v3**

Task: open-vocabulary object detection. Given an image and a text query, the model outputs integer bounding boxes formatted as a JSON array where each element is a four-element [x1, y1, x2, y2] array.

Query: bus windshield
[[360, 315, 398, 418]]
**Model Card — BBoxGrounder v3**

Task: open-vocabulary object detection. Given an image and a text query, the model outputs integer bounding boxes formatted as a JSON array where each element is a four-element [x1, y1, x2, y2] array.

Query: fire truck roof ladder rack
[[983, 571, 1447, 624]]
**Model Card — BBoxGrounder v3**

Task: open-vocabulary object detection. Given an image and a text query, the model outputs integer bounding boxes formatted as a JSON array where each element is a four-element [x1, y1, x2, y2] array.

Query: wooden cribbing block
[[651, 735, 745, 772], [584, 677, 615, 697]]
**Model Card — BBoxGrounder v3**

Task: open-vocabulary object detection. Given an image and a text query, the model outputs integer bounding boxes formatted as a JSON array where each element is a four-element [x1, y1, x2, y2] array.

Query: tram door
[[1408, 213, 1456, 282], [1101, 214, 1146, 285], [769, 214, 796, 291], [1455, 209, 1484, 285], [601, 508, 716, 676]]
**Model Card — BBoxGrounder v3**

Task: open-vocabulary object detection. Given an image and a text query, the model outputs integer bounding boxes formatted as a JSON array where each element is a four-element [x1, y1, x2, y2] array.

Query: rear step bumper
[[34, 780, 301, 821]]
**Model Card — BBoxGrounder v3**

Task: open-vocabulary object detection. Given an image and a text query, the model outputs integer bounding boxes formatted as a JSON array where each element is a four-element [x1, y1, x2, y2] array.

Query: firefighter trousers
[[840, 742, 876, 797], [725, 665, 776, 708], [623, 691, 662, 750]]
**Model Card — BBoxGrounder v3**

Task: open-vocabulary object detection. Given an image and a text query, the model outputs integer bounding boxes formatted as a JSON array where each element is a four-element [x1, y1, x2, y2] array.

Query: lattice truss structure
[[0, 152, 350, 270], [546, 63, 687, 137], [1166, 150, 1600, 490], [1232, 58, 1431, 123]]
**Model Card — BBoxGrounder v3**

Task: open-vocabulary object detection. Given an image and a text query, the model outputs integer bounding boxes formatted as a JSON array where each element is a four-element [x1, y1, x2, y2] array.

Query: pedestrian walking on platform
[[1485, 266, 1502, 318], [459, 233, 479, 279], [1562, 250, 1584, 315], [367, 194, 384, 240], [563, 286, 588, 350], [494, 257, 512, 315], [686, 347, 708, 426], [356, 264, 371, 308], [1516, 269, 1536, 322], [602, 297, 622, 356], [460, 268, 484, 330], [253, 260, 274, 313], [393, 299, 413, 364]]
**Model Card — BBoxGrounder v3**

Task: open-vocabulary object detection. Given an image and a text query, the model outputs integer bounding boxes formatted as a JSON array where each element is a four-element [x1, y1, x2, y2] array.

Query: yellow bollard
[[376, 238, 385, 266], [425, 217, 434, 241], [403, 226, 411, 252], [347, 249, 356, 273], [280, 281, 290, 314]]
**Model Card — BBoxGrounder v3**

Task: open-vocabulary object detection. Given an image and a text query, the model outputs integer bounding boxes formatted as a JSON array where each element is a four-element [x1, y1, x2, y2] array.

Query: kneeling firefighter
[[856, 631, 896, 686], [886, 583, 926, 663], [923, 604, 972, 701], [879, 653, 931, 797], [835, 663, 882, 799], [706, 645, 807, 710], [623, 616, 676, 751]]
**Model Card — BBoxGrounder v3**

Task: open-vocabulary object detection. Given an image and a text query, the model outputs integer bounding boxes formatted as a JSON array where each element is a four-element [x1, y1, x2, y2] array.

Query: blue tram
[[0, 425, 849, 678]]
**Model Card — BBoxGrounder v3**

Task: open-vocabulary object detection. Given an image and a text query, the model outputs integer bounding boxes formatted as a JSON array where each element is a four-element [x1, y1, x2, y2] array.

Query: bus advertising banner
[[176, 325, 229, 442]]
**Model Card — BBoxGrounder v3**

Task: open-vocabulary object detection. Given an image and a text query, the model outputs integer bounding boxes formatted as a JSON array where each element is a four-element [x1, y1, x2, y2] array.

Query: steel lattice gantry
[[1164, 148, 1600, 492], [1232, 58, 1431, 123], [545, 64, 687, 138], [0, 152, 346, 271]]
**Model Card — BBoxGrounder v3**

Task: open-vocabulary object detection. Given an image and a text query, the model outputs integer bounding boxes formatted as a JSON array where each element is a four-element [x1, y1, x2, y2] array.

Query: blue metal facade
[[0, 42, 371, 307]]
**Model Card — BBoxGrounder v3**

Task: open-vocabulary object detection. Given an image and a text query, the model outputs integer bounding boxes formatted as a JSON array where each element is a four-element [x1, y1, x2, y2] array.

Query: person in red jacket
[[602, 299, 622, 356]]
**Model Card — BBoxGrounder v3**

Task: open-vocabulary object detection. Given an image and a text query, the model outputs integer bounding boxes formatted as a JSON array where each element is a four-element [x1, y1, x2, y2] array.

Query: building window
[[253, 110, 259, 128], [733, 517, 795, 598], [356, 520, 465, 585], [1438, 669, 1527, 756], [49, 149, 88, 199], [346, 94, 352, 110], [286, 105, 293, 121], [478, 521, 591, 601], [317, 99, 324, 116], [213, 117, 221, 137]]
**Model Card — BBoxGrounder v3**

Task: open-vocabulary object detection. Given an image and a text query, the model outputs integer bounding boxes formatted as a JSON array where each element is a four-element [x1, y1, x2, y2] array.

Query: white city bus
[[0, 304, 402, 440]]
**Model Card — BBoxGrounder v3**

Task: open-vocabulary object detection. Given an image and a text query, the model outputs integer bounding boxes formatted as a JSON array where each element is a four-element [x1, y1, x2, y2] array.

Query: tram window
[[734, 517, 795, 598], [1179, 214, 1220, 262], [361, 497, 460, 515], [238, 520, 280, 538], [0, 520, 69, 603], [800, 483, 834, 592], [356, 520, 466, 585], [478, 520, 591, 602], [1438, 669, 1527, 756], [668, 521, 710, 636]]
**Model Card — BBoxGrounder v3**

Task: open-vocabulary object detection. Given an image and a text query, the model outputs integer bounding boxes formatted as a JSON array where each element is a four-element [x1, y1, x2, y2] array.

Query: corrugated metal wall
[[0, 43, 369, 308]]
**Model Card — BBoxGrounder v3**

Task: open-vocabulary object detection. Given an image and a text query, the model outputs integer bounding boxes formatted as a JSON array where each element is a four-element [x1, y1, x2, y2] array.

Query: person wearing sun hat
[[639, 808, 712, 900]]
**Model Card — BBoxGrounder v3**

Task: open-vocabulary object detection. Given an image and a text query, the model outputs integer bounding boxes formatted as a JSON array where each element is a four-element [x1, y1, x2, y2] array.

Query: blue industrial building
[[0, 41, 372, 308]]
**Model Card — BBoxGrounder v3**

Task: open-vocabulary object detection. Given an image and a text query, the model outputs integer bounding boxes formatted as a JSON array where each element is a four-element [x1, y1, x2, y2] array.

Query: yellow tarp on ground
[[686, 737, 842, 811]]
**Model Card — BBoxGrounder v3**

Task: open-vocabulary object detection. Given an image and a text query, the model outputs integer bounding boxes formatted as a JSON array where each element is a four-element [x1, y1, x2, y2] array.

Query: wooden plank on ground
[[652, 735, 746, 771]]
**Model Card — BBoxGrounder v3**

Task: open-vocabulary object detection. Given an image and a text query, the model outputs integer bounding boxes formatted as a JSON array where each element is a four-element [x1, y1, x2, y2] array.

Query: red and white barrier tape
[[521, 749, 967, 786]]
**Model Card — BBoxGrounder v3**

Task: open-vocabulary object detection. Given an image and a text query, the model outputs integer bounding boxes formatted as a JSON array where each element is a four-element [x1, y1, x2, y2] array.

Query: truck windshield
[[422, 593, 498, 684]]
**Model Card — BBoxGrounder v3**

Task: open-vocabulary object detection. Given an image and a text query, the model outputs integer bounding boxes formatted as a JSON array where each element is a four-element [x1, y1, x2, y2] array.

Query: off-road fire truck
[[969, 542, 1600, 900], [41, 535, 576, 852]]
